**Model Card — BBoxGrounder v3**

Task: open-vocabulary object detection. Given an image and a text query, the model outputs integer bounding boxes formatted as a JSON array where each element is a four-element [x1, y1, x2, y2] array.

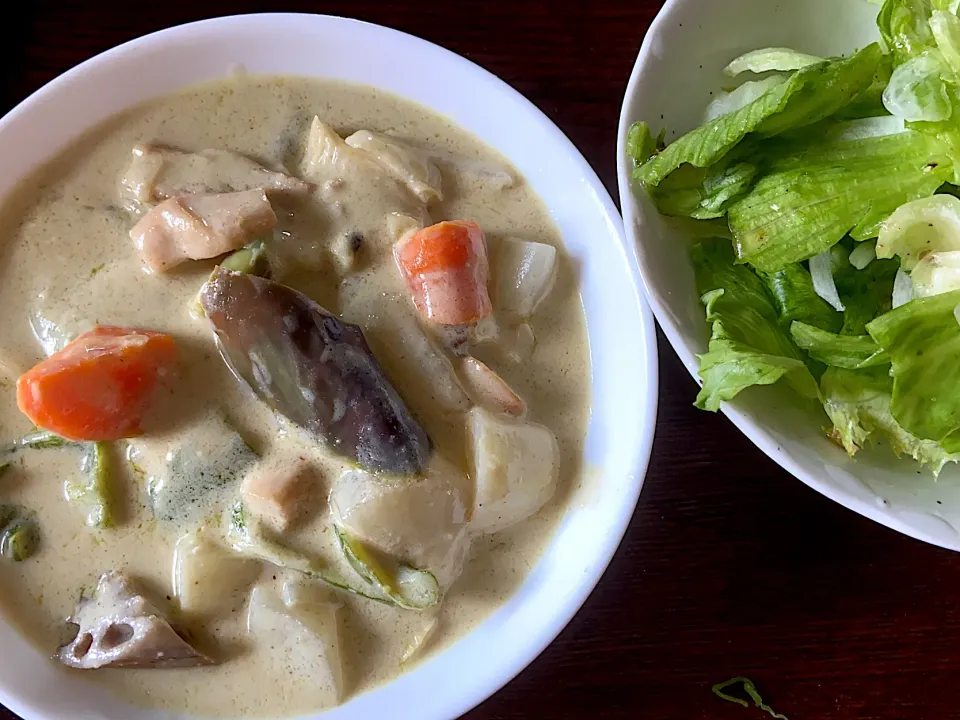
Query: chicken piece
[[345, 130, 443, 204], [129, 189, 277, 273], [240, 455, 317, 533], [58, 571, 212, 669], [119, 144, 310, 209]]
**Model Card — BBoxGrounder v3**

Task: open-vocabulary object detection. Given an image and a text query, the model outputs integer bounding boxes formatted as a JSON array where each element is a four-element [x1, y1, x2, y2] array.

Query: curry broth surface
[[0, 76, 590, 718]]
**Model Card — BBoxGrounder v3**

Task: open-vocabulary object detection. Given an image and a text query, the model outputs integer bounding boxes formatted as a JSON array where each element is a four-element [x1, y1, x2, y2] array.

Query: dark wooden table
[[3, 2, 958, 719]]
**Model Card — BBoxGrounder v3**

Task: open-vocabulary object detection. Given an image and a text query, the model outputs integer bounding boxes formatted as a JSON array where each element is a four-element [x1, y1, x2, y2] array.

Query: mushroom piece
[[58, 571, 212, 669]]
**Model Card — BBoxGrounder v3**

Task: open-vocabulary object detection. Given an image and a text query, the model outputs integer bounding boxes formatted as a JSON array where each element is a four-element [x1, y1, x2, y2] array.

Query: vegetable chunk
[[130, 189, 277, 273], [200, 268, 430, 475], [17, 327, 178, 442], [58, 571, 212, 669], [467, 408, 559, 534], [395, 220, 493, 325]]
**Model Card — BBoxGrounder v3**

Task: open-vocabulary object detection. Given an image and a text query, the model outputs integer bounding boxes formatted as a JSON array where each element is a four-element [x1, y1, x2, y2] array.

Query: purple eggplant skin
[[200, 267, 431, 475]]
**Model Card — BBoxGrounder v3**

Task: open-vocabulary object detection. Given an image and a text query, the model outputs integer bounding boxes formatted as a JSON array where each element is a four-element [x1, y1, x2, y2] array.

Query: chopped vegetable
[[493, 237, 558, 319], [911, 249, 960, 296], [789, 322, 889, 369], [16, 326, 179, 442], [867, 289, 960, 452], [692, 240, 818, 411], [723, 47, 824, 76], [0, 504, 40, 561], [221, 238, 271, 277], [130, 189, 277, 273], [883, 50, 953, 121], [335, 527, 441, 611], [119, 143, 310, 209], [4, 429, 70, 452], [625, 121, 661, 165], [892, 267, 915, 308], [246, 585, 342, 702], [705, 77, 787, 123], [760, 263, 842, 333], [345, 130, 443, 203], [876, 194, 960, 269], [635, 44, 883, 187], [331, 459, 472, 589], [394, 220, 494, 325], [821, 366, 958, 474], [712, 677, 788, 720], [64, 442, 115, 529], [58, 570, 212, 669], [223, 501, 388, 605], [728, 129, 951, 271], [459, 357, 526, 416], [172, 529, 260, 616], [809, 250, 846, 311], [467, 408, 559, 534], [849, 240, 877, 270], [200, 268, 430, 475], [401, 614, 439, 665]]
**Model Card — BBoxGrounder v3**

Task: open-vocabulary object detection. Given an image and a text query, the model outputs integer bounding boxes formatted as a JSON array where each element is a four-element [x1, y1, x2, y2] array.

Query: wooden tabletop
[[2, 2, 956, 719]]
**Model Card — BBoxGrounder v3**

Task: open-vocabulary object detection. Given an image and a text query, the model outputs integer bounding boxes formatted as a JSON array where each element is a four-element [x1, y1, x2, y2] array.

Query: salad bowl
[[618, 0, 960, 551]]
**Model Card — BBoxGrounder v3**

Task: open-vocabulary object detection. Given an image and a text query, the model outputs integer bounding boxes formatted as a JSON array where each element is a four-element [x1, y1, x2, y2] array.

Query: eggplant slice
[[199, 268, 431, 475]]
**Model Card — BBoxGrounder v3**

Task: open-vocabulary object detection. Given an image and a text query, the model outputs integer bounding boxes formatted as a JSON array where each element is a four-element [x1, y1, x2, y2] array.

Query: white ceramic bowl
[[0, 13, 658, 720], [618, 0, 960, 552]]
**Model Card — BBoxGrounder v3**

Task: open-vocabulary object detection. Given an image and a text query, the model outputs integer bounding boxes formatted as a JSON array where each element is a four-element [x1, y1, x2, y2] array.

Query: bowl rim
[[616, 0, 955, 552], [0, 12, 661, 720]]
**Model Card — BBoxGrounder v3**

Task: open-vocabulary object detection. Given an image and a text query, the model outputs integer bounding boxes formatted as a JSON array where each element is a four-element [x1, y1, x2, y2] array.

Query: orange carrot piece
[[394, 220, 493, 325], [16, 326, 179, 441]]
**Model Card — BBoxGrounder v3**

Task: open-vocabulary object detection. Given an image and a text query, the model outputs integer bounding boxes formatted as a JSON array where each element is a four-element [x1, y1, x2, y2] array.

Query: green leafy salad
[[627, 0, 960, 475]]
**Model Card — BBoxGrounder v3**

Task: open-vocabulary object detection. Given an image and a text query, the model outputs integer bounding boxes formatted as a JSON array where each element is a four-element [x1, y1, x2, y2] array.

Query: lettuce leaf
[[728, 130, 951, 272], [635, 44, 884, 187], [790, 322, 889, 368], [692, 239, 819, 411], [760, 263, 843, 332], [649, 154, 761, 219], [867, 289, 960, 450], [820, 366, 958, 474], [834, 255, 901, 335]]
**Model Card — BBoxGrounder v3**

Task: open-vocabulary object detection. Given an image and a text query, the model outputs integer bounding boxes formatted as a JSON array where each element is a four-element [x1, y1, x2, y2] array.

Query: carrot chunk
[[16, 326, 178, 441], [394, 220, 493, 325]]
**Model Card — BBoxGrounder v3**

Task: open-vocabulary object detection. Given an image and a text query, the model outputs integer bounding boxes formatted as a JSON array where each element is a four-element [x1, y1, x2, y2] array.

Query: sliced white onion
[[704, 76, 786, 122], [826, 116, 906, 142], [953, 304, 960, 327], [849, 240, 877, 270], [893, 268, 915, 308], [809, 250, 845, 311], [723, 47, 824, 77]]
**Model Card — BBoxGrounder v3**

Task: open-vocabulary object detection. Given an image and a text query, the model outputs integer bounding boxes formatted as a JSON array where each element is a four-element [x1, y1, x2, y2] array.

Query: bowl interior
[[0, 14, 658, 720], [618, 0, 960, 552]]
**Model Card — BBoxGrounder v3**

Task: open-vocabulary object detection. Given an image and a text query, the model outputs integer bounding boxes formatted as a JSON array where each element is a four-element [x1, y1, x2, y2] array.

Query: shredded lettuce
[[712, 677, 788, 720], [692, 239, 819, 411], [649, 154, 761, 219], [635, 44, 884, 187], [760, 263, 843, 333], [728, 129, 951, 271], [883, 50, 953, 121], [867, 289, 960, 451], [790, 322, 889, 368], [821, 366, 959, 474], [833, 254, 901, 335], [705, 76, 787, 123], [723, 48, 824, 77]]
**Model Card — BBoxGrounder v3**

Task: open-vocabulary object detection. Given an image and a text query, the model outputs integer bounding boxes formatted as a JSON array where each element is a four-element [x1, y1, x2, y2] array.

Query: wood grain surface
[[1, 2, 956, 719]]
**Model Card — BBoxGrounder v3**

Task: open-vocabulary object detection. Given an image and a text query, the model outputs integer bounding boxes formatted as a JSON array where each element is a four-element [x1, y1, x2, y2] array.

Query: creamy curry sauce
[[0, 77, 590, 718]]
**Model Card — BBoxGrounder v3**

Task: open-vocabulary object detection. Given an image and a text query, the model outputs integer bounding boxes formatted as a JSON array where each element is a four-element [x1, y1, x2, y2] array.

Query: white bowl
[[618, 0, 960, 552], [0, 13, 658, 720]]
